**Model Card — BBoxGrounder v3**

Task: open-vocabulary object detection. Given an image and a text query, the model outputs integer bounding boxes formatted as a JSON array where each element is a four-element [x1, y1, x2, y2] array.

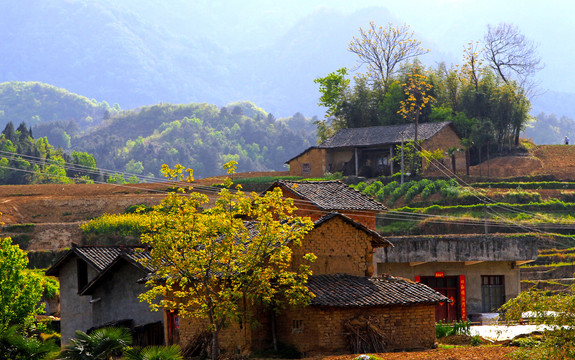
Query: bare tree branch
[[483, 23, 543, 94], [349, 22, 429, 92]]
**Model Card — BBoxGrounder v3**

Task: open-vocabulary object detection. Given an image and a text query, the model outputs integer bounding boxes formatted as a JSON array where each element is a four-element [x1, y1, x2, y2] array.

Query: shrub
[[376, 181, 398, 203], [435, 321, 471, 338], [364, 181, 383, 197], [404, 179, 432, 203]]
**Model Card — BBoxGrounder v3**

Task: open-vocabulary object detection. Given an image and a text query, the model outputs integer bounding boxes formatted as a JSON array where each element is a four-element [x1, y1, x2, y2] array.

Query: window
[[292, 319, 304, 333], [302, 163, 311, 175], [77, 259, 88, 291], [481, 275, 505, 312]]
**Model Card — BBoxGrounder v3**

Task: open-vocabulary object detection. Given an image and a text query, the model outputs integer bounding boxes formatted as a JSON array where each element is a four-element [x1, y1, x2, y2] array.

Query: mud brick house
[[45, 245, 163, 346], [175, 212, 449, 355], [286, 121, 465, 178], [374, 234, 539, 323], [263, 179, 387, 230]]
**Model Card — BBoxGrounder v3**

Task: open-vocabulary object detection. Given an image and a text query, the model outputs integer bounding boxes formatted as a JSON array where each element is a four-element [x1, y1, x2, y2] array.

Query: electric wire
[[0, 144, 571, 237]]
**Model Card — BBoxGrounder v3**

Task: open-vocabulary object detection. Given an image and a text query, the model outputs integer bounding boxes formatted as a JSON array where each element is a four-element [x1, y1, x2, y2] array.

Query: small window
[[481, 275, 505, 312], [292, 319, 304, 333], [77, 259, 88, 291], [302, 163, 311, 175]]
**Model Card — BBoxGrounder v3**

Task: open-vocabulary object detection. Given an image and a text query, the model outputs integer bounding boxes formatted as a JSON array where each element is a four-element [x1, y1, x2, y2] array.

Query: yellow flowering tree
[[398, 72, 434, 174], [138, 162, 316, 359]]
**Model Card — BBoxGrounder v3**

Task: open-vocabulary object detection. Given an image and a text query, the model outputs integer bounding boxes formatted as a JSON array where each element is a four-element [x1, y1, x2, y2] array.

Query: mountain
[[0, 0, 233, 110], [0, 0, 571, 139], [0, 1, 401, 117], [72, 101, 317, 178]]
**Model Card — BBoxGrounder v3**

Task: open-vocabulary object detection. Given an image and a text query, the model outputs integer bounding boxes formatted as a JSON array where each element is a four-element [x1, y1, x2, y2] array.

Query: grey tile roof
[[307, 273, 449, 307], [318, 121, 453, 148], [79, 247, 152, 295], [46, 245, 151, 276], [269, 180, 387, 211]]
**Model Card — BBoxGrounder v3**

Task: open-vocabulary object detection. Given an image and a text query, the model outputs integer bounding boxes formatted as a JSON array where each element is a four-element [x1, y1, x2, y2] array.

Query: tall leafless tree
[[349, 22, 429, 93], [483, 23, 543, 95]]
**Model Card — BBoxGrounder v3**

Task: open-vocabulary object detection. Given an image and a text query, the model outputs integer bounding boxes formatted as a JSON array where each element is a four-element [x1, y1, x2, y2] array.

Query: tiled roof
[[319, 121, 453, 148], [46, 245, 151, 276], [314, 213, 392, 247], [307, 273, 449, 307], [269, 180, 387, 211], [79, 247, 152, 295]]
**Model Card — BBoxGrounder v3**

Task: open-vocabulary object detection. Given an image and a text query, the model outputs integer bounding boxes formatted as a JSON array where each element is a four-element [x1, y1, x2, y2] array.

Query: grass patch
[[471, 181, 575, 189], [377, 219, 420, 235], [3, 224, 35, 233], [436, 321, 471, 338], [80, 213, 147, 237], [521, 261, 575, 268]]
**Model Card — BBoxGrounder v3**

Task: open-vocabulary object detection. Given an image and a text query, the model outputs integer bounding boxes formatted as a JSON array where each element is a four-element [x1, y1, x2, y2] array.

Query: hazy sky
[[232, 0, 572, 94]]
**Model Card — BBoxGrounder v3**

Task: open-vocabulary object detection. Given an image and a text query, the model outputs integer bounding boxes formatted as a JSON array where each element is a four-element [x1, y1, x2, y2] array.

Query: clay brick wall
[[177, 313, 255, 355], [177, 303, 436, 356], [421, 126, 466, 175], [287, 149, 326, 178], [274, 304, 436, 355], [291, 215, 376, 277]]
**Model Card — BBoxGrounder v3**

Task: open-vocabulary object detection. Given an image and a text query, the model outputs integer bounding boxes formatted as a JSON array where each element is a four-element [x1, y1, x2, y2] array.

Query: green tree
[[0, 238, 46, 331], [138, 162, 316, 359], [125, 159, 144, 175], [313, 68, 350, 142], [500, 287, 575, 359], [107, 173, 127, 184]]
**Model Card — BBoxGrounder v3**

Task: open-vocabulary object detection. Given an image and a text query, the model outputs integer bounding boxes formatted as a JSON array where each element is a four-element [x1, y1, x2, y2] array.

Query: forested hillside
[[72, 102, 316, 178], [0, 122, 99, 184]]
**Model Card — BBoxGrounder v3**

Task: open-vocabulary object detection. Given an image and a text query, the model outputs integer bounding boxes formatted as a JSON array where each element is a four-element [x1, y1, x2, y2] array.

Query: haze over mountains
[[1, 0, 575, 151]]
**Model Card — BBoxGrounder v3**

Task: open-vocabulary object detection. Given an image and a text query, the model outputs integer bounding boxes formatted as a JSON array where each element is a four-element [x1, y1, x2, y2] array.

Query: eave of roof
[[308, 273, 450, 307], [264, 180, 387, 212], [318, 121, 454, 149], [314, 212, 392, 248], [79, 251, 151, 295]]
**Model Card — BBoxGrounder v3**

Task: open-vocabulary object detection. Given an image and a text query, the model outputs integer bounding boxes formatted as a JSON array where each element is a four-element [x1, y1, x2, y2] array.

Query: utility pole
[[400, 137, 404, 184], [484, 204, 488, 237], [400, 131, 405, 184]]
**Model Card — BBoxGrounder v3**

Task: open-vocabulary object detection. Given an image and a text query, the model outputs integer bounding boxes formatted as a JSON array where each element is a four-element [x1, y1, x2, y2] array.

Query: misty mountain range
[[0, 0, 573, 149]]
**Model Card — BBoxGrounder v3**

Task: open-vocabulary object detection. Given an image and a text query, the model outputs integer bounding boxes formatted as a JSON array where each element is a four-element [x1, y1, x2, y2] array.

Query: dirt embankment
[[468, 145, 575, 180], [0, 171, 288, 252]]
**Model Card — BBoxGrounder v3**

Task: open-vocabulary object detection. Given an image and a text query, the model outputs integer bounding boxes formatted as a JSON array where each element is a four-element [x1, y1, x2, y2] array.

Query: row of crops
[[351, 178, 461, 207]]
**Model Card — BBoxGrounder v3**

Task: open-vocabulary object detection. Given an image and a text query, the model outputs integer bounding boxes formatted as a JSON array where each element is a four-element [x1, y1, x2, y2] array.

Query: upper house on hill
[[262, 179, 387, 230], [286, 121, 466, 178]]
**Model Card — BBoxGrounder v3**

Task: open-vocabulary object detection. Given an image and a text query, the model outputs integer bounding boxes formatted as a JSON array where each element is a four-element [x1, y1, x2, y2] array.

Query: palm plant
[[123, 345, 183, 360], [0, 325, 59, 360], [59, 327, 132, 360]]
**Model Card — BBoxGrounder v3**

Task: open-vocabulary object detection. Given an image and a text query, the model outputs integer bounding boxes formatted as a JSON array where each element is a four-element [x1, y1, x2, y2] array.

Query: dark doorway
[[419, 276, 461, 323]]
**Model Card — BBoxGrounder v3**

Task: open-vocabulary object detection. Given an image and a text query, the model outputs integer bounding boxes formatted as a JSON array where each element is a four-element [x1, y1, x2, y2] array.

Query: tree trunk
[[412, 115, 419, 175], [487, 142, 490, 177], [465, 149, 470, 176], [271, 310, 278, 352], [478, 147, 482, 177], [451, 154, 456, 175]]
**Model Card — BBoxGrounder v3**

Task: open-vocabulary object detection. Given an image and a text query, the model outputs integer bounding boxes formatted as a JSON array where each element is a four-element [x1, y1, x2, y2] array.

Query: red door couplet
[[415, 275, 465, 322]]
